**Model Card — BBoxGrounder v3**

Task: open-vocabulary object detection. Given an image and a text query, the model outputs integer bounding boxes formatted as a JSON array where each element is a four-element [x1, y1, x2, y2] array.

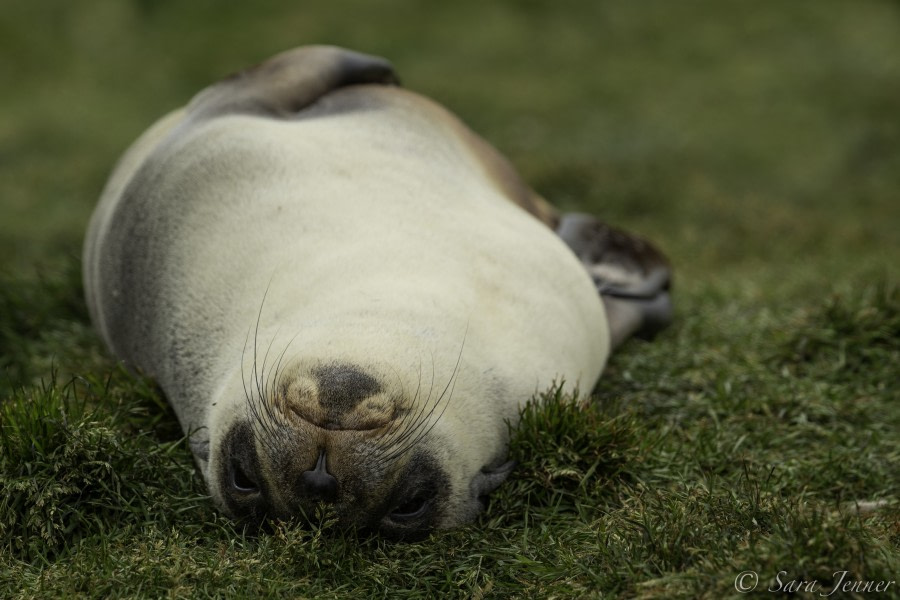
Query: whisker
[[369, 354, 434, 469], [388, 343, 459, 451], [241, 282, 288, 456], [368, 362, 426, 470], [390, 356, 461, 461], [242, 324, 276, 447], [259, 325, 282, 401], [270, 332, 300, 402], [375, 327, 467, 466], [377, 351, 459, 464], [373, 359, 424, 451], [263, 331, 300, 447], [380, 353, 435, 449]]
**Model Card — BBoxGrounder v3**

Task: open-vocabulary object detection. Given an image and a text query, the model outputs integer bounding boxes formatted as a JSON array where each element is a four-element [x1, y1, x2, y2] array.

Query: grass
[[1, 0, 898, 598]]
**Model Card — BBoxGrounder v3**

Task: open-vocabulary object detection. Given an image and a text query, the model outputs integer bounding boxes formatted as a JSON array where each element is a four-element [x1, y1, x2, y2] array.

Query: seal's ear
[[187, 45, 400, 121], [471, 460, 517, 501]]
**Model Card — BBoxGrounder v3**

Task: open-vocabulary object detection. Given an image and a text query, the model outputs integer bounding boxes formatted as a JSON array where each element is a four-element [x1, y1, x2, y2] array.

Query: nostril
[[300, 470, 338, 501], [300, 450, 338, 502]]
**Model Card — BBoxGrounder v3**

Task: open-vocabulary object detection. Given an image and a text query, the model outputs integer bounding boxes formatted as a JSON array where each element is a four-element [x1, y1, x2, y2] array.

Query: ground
[[1, 1, 898, 598]]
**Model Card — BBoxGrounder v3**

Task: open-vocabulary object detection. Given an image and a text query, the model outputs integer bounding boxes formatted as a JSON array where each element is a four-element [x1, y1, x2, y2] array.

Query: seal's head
[[205, 358, 515, 539]]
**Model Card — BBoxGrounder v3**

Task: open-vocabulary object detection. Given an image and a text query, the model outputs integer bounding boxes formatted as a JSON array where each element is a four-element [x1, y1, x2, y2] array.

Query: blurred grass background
[[1, 0, 898, 598], [3, 0, 897, 282]]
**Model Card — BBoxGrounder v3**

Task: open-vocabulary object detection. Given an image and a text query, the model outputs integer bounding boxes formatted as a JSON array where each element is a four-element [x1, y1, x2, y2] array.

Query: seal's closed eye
[[220, 421, 269, 522], [387, 494, 433, 522], [230, 458, 259, 493], [375, 450, 450, 538]]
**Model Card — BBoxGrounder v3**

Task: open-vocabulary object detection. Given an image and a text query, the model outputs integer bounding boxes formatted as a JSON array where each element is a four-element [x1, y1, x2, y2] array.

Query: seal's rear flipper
[[556, 213, 673, 349], [187, 45, 400, 121]]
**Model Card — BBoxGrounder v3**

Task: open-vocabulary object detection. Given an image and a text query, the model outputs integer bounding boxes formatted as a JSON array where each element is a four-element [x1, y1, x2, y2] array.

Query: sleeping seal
[[83, 46, 672, 538]]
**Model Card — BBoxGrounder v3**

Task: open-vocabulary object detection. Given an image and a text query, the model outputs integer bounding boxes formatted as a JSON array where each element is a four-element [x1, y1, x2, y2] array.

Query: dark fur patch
[[219, 421, 269, 523], [187, 46, 399, 121], [376, 449, 450, 540], [313, 363, 382, 418]]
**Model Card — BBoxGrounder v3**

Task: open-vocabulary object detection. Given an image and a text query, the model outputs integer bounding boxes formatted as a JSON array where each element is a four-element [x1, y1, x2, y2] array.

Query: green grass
[[1, 0, 898, 598]]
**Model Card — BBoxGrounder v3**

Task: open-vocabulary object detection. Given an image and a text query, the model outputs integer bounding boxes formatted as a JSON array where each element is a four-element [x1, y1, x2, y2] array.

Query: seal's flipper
[[556, 213, 672, 348], [186, 45, 400, 121]]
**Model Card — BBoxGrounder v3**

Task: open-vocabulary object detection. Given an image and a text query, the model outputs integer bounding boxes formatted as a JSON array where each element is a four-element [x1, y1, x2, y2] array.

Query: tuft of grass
[[0, 371, 208, 561], [504, 383, 646, 510]]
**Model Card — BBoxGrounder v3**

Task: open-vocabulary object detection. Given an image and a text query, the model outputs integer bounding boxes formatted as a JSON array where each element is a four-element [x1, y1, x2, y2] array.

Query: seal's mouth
[[287, 402, 399, 431]]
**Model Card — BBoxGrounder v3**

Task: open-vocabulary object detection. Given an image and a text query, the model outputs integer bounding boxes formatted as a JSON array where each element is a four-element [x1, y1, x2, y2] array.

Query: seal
[[83, 46, 672, 538]]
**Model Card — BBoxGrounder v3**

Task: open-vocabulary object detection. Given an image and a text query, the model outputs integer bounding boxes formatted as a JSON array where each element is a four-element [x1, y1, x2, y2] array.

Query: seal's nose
[[300, 450, 338, 502]]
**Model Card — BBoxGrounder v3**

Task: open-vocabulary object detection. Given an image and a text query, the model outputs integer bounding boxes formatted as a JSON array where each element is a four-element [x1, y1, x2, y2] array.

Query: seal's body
[[84, 46, 671, 537]]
